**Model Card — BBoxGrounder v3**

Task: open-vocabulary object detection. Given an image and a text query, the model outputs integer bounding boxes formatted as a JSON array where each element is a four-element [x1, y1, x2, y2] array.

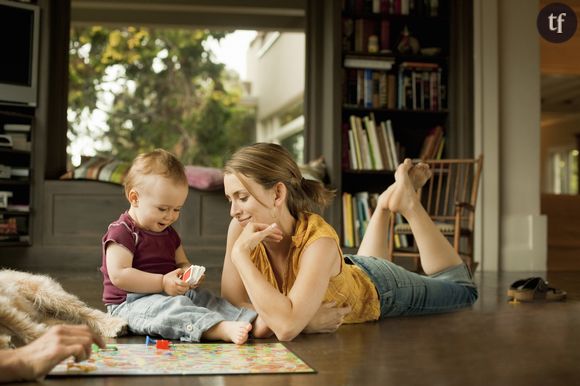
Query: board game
[[49, 343, 315, 376]]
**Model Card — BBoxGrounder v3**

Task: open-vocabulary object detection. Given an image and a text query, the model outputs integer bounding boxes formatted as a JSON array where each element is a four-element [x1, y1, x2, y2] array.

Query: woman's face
[[224, 173, 275, 227]]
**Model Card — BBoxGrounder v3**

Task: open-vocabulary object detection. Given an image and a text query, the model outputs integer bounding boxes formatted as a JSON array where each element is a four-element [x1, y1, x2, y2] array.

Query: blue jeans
[[107, 288, 257, 342], [345, 255, 478, 317]]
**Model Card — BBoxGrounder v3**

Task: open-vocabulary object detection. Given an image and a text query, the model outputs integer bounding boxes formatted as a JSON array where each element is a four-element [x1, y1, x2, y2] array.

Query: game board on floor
[[49, 343, 315, 376]]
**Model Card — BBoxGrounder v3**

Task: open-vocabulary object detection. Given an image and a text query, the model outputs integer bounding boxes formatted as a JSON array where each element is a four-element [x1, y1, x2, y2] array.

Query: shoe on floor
[[508, 277, 566, 302], [507, 277, 543, 298]]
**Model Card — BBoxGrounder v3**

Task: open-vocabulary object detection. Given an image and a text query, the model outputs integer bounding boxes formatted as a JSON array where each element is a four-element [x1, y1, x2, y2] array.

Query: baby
[[101, 149, 258, 344]]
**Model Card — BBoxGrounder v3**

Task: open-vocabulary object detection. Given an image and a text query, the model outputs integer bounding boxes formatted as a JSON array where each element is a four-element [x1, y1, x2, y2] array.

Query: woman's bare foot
[[203, 321, 253, 345], [377, 161, 431, 211], [409, 162, 431, 190], [386, 159, 421, 215]]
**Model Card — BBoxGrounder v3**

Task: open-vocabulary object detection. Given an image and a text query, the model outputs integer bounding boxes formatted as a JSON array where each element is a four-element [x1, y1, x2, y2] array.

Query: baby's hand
[[189, 274, 205, 289], [162, 268, 189, 296]]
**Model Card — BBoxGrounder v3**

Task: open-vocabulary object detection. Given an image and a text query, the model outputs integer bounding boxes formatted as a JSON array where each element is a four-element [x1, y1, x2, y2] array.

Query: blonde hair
[[124, 149, 188, 200], [224, 143, 335, 218]]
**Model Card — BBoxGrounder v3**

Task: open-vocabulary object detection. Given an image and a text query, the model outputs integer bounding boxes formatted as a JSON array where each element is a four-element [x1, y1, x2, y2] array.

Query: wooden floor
[[8, 267, 580, 386]]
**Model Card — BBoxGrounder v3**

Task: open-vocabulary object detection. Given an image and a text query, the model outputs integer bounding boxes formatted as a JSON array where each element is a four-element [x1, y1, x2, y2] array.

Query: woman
[[221, 143, 477, 341]]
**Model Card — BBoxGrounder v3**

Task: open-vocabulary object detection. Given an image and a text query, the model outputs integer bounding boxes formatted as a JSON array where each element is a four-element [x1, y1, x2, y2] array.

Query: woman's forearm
[[231, 247, 307, 340]]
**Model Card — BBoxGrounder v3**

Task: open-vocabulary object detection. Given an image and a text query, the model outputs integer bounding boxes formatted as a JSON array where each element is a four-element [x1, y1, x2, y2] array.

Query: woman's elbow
[[273, 326, 301, 342]]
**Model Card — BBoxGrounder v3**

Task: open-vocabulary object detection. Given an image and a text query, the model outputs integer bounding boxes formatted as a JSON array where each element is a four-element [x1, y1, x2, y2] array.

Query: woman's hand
[[303, 302, 351, 334], [162, 268, 189, 296], [232, 222, 283, 255]]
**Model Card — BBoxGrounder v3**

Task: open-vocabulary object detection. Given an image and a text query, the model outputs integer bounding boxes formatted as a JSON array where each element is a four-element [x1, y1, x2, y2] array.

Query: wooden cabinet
[[0, 107, 34, 246]]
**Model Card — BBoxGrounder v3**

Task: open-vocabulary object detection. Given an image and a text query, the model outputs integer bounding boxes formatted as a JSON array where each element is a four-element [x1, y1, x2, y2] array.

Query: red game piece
[[156, 339, 170, 349]]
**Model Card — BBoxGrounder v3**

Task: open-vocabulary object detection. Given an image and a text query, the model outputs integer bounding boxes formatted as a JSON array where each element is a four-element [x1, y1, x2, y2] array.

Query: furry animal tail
[[0, 269, 127, 349]]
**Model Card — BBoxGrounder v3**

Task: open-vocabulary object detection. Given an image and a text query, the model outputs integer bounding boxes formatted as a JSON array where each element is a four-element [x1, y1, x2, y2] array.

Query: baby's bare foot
[[204, 321, 252, 345]]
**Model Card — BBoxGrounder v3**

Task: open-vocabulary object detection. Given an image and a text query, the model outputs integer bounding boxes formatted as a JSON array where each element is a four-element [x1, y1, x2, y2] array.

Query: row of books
[[346, 114, 400, 171], [398, 62, 445, 111], [344, 68, 397, 109], [342, 59, 446, 111], [342, 191, 409, 248], [418, 125, 444, 160], [344, 0, 441, 17]]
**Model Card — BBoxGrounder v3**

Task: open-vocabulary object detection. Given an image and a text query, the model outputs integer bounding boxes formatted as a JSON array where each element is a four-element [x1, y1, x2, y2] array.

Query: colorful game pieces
[[91, 343, 118, 352], [145, 336, 171, 350], [156, 340, 170, 350]]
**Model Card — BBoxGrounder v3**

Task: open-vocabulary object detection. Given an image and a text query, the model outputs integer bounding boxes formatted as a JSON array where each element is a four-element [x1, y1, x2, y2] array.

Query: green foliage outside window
[[68, 26, 255, 167]]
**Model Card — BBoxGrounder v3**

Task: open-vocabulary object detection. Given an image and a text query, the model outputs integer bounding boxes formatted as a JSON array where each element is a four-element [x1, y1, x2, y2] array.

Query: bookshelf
[[0, 107, 34, 246], [339, 0, 451, 250]]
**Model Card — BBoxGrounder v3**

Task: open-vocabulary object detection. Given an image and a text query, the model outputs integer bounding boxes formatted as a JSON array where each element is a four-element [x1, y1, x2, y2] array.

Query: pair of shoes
[[507, 277, 567, 302]]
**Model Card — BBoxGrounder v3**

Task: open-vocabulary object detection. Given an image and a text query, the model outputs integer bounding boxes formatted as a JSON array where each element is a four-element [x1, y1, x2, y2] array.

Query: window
[[247, 32, 305, 163], [547, 147, 579, 194], [67, 27, 305, 167]]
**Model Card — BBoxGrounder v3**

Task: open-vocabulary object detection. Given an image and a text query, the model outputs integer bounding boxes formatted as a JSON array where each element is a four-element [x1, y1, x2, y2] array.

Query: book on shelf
[[346, 114, 402, 171], [384, 120, 399, 168], [341, 190, 381, 248], [348, 116, 363, 168], [342, 192, 354, 247], [375, 120, 391, 170], [363, 116, 383, 169], [344, 55, 394, 70], [3, 123, 31, 132], [5, 204, 30, 213], [352, 195, 360, 246], [393, 212, 409, 248], [418, 125, 445, 160]]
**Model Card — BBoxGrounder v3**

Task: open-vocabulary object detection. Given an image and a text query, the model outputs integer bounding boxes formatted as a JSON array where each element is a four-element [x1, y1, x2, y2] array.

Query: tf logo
[[537, 2, 577, 43]]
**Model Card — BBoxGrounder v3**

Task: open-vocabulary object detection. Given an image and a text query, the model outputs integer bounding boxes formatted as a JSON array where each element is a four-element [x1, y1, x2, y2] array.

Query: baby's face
[[131, 175, 188, 232]]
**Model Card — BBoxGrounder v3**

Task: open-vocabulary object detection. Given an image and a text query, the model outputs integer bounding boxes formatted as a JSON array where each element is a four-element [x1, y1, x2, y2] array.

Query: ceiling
[[70, 0, 305, 30]]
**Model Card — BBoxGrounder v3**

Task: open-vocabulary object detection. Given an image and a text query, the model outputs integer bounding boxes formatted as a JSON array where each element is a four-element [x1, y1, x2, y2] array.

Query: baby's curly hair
[[123, 149, 187, 200]]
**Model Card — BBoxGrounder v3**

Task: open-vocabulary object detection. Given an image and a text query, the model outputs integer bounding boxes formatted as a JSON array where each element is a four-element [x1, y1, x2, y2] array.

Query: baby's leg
[[202, 321, 252, 345], [357, 161, 431, 260]]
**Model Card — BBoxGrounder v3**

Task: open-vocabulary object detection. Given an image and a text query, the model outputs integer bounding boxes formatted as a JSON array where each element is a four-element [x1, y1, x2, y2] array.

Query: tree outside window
[[68, 26, 256, 168]]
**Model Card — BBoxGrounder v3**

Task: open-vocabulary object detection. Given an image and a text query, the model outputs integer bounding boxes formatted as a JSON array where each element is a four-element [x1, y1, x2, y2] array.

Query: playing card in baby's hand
[[182, 265, 206, 285]]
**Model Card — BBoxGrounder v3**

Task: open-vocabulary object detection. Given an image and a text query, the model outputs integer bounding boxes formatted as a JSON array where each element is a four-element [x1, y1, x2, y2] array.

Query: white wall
[[474, 0, 547, 271], [247, 32, 305, 120]]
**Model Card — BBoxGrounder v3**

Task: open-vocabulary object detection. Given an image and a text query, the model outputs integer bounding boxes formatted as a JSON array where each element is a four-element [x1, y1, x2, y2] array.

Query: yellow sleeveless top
[[250, 212, 380, 323]]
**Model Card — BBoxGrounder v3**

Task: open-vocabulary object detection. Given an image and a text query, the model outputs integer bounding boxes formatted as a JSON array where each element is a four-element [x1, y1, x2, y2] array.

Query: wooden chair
[[387, 155, 483, 273]]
